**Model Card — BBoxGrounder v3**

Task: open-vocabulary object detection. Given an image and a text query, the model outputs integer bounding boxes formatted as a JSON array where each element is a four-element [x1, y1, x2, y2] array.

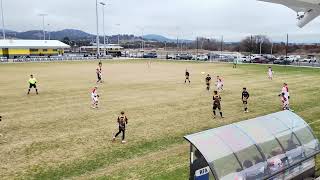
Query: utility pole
[[286, 33, 289, 60], [196, 37, 199, 57], [220, 35, 223, 60], [1, 0, 5, 39], [250, 35, 253, 58], [259, 40, 264, 55], [176, 37, 179, 55], [165, 41, 167, 58], [95, 0, 100, 59]]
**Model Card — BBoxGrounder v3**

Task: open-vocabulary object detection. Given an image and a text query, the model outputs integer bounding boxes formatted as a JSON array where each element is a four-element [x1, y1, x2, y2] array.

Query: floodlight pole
[[95, 0, 100, 59], [114, 23, 120, 45], [39, 14, 47, 40], [1, 0, 5, 39], [100, 2, 106, 57]]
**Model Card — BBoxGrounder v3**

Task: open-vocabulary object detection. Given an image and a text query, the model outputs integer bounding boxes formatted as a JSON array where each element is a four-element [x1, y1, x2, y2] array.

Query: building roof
[[0, 40, 70, 49], [185, 111, 320, 180]]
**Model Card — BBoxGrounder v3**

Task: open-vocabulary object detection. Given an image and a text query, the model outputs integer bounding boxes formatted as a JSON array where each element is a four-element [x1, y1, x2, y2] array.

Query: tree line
[[61, 35, 320, 55]]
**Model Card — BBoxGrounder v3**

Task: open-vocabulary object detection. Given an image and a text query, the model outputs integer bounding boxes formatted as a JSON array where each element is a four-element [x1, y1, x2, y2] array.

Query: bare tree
[[240, 35, 272, 54]]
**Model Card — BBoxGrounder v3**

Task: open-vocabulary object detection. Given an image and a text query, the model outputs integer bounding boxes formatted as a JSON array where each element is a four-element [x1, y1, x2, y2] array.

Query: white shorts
[[268, 73, 273, 77], [92, 96, 98, 103]]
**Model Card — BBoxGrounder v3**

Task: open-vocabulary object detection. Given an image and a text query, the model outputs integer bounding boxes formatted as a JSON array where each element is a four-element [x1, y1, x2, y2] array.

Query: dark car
[[273, 59, 292, 65], [251, 57, 269, 64], [143, 52, 157, 58]]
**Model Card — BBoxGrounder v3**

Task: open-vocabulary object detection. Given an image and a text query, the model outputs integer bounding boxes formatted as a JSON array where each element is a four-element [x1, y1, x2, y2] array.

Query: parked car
[[166, 54, 175, 59], [251, 57, 270, 64], [197, 54, 209, 61], [243, 58, 252, 63], [143, 52, 157, 58], [273, 59, 292, 65], [237, 56, 250, 62], [179, 54, 193, 60], [301, 55, 317, 62]]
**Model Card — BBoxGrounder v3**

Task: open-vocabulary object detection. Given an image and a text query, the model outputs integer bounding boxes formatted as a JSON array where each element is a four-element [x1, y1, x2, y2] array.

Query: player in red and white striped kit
[[91, 86, 99, 109], [280, 93, 289, 110], [279, 83, 292, 111]]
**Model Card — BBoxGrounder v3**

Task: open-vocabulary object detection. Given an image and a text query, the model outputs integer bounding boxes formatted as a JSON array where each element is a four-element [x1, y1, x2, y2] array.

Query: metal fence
[[1, 56, 320, 68], [11, 56, 98, 63]]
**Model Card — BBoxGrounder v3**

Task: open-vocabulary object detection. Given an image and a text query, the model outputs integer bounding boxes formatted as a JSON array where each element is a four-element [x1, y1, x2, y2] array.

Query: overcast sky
[[2, 0, 320, 42]]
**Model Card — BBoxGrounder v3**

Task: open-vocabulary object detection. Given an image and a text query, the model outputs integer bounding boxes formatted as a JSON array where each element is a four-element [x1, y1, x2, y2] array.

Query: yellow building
[[0, 39, 70, 58]]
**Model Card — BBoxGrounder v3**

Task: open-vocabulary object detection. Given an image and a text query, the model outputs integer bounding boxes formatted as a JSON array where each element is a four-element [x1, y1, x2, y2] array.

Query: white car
[[197, 55, 208, 61], [166, 54, 175, 59], [237, 56, 250, 62]]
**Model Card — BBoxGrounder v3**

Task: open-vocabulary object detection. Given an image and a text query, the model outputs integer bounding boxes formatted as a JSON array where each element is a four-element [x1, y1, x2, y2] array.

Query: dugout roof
[[184, 110, 320, 180]]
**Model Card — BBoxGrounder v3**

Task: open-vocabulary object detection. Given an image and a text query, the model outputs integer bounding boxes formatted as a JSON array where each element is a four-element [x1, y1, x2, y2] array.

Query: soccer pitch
[[0, 60, 320, 179]]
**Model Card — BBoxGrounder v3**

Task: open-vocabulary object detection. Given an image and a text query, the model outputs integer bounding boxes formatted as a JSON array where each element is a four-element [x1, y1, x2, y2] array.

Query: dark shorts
[[206, 83, 210, 86], [29, 83, 36, 88], [213, 103, 221, 110], [119, 126, 126, 131], [243, 101, 248, 104], [185, 76, 189, 79], [97, 73, 101, 80]]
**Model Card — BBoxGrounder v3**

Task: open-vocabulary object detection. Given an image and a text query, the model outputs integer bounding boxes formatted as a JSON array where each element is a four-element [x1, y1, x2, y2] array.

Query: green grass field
[[0, 60, 320, 180]]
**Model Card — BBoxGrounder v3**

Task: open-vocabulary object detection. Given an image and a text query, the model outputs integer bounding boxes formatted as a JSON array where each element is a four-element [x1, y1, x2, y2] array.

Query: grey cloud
[[2, 0, 320, 42]]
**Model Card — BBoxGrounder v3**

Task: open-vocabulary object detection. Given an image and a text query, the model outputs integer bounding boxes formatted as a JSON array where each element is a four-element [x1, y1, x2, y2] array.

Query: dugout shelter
[[184, 111, 320, 180]]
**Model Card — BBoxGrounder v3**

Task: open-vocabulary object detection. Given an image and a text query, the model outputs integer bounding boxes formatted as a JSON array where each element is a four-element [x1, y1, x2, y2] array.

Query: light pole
[[1, 0, 5, 39], [141, 27, 144, 51], [220, 35, 224, 60], [259, 40, 264, 55], [136, 26, 144, 52], [100, 2, 106, 56], [47, 24, 51, 40], [95, 0, 100, 59], [38, 14, 47, 40]]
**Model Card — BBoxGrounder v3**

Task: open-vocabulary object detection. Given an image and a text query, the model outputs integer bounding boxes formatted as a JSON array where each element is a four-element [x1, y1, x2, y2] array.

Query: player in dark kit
[[205, 74, 211, 91], [242, 88, 250, 113], [0, 115, 2, 137], [213, 91, 224, 118], [96, 62, 102, 83], [112, 111, 128, 143], [27, 74, 38, 95], [185, 69, 190, 84]]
